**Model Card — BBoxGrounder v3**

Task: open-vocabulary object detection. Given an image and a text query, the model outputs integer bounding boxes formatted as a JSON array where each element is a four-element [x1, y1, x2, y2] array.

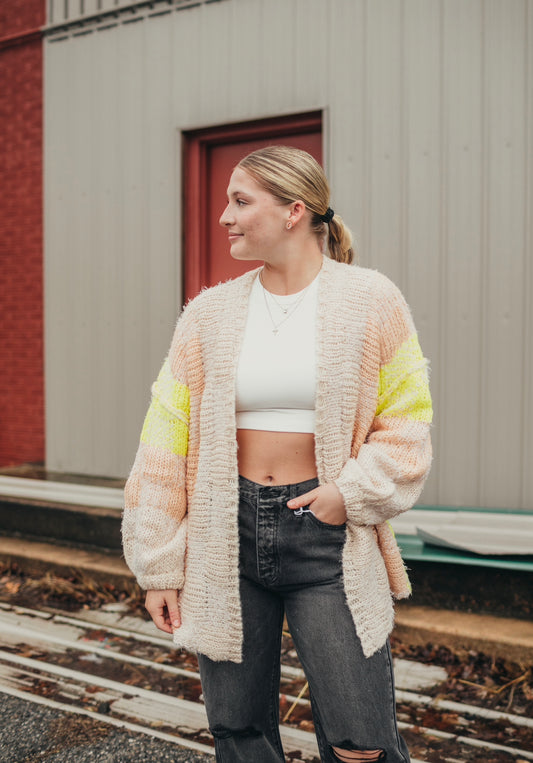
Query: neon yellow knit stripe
[[140, 359, 190, 457], [377, 334, 432, 423]]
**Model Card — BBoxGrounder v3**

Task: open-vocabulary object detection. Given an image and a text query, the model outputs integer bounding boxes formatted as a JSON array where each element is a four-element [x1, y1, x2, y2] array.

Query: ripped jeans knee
[[332, 744, 386, 762], [210, 724, 263, 741]]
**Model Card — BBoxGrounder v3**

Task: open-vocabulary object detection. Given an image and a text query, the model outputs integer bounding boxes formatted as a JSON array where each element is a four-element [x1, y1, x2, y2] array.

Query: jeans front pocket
[[293, 506, 346, 531], [306, 509, 347, 531]]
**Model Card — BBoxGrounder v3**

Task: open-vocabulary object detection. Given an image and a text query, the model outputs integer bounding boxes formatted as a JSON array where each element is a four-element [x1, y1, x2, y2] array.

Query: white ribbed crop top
[[235, 272, 318, 433]]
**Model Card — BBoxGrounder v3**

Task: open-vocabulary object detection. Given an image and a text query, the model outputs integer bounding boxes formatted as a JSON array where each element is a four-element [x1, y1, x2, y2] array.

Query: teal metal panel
[[398, 534, 533, 572]]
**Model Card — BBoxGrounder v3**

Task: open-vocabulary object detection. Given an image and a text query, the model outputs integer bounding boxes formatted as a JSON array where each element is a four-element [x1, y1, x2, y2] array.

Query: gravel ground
[[0, 693, 214, 763]]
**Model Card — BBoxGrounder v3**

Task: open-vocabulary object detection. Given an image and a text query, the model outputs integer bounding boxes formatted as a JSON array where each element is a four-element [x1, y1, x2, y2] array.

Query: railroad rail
[[0, 603, 531, 762]]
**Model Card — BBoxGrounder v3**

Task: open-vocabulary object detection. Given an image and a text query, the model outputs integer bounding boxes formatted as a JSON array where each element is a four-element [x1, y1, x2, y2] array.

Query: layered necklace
[[258, 269, 316, 335]]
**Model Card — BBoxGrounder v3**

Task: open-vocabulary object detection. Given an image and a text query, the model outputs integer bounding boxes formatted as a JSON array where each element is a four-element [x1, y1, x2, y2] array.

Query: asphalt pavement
[[0, 693, 214, 763]]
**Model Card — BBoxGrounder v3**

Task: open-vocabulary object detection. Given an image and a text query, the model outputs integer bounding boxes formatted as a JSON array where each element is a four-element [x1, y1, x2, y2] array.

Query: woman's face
[[219, 167, 289, 262]]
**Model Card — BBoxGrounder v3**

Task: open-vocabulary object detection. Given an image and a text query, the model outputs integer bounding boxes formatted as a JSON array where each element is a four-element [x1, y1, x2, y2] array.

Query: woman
[[123, 145, 432, 763]]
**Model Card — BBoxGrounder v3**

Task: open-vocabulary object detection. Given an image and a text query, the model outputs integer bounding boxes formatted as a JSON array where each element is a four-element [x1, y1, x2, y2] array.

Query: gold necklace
[[259, 270, 313, 335], [259, 272, 304, 314]]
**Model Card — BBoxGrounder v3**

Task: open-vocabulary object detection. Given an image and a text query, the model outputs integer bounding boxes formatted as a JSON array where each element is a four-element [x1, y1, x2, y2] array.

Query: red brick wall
[[0, 1, 46, 466]]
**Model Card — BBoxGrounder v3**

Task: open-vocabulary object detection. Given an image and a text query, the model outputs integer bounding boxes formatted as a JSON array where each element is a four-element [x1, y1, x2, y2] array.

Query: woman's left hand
[[287, 482, 347, 525]]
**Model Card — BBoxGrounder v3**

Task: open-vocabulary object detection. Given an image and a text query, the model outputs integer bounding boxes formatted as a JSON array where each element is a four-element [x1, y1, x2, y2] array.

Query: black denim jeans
[[197, 476, 410, 763]]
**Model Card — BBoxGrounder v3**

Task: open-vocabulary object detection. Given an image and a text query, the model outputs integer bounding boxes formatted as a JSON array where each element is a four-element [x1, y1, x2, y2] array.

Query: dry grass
[[0, 561, 145, 615]]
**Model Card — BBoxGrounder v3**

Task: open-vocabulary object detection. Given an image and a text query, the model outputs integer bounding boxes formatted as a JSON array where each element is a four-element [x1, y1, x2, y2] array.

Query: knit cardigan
[[122, 255, 433, 662]]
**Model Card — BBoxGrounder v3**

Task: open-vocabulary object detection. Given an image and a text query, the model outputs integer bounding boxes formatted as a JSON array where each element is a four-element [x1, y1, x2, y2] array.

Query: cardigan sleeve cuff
[[122, 514, 188, 592], [133, 571, 185, 592], [333, 458, 366, 523]]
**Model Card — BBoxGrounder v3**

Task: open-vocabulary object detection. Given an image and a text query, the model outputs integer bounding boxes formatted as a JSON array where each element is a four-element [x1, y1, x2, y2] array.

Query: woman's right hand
[[145, 589, 181, 634]]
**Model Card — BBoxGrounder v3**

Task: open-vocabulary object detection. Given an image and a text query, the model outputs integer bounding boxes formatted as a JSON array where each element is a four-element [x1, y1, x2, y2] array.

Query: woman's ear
[[287, 199, 307, 227]]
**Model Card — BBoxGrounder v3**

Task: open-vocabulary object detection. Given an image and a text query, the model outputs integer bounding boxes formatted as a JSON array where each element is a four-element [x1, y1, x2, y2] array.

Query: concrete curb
[[394, 603, 533, 664], [0, 536, 132, 588]]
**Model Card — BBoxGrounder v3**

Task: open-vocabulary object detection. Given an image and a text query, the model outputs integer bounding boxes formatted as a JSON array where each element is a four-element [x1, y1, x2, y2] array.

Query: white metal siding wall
[[44, 0, 533, 511]]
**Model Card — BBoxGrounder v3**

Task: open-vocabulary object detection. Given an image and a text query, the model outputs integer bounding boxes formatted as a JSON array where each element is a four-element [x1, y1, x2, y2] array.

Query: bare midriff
[[237, 429, 317, 486]]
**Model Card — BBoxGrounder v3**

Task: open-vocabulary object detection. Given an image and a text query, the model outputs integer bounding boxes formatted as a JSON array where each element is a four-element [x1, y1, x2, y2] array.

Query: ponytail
[[326, 214, 355, 265]]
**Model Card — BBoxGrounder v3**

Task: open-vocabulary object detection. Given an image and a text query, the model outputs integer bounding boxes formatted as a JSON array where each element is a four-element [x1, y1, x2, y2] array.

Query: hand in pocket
[[287, 482, 347, 525]]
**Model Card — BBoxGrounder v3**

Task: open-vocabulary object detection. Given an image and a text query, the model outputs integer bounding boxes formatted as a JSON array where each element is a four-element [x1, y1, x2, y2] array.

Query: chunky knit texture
[[123, 256, 432, 661]]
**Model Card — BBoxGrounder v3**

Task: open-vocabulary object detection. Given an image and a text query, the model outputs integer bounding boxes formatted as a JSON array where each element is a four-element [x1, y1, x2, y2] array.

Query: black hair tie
[[321, 207, 335, 224]]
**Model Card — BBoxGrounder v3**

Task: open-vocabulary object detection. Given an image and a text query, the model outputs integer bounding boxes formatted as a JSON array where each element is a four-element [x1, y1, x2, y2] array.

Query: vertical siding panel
[[44, 39, 73, 470], [90, 28, 121, 476], [100, 0, 119, 11], [364, 0, 404, 284], [402, 0, 442, 505], [227, 0, 265, 120], [117, 20, 150, 470], [65, 1, 80, 22], [293, 0, 329, 105], [73, 34, 95, 474], [75, 33, 101, 474], [83, 1, 100, 15], [327, 1, 366, 255], [198, 2, 231, 124], [439, 0, 484, 507], [64, 37, 85, 471], [257, 0, 297, 114], [171, 7, 203, 128], [523, 1, 533, 509], [143, 16, 179, 379], [479, 0, 527, 509], [56, 35, 97, 473]]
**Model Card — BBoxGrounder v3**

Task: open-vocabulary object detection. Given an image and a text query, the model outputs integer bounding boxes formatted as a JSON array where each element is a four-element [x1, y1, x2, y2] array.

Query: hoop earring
[[286, 221, 292, 230]]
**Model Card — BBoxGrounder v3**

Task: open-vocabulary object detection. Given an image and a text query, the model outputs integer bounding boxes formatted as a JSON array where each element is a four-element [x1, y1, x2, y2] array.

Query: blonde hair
[[238, 145, 355, 265]]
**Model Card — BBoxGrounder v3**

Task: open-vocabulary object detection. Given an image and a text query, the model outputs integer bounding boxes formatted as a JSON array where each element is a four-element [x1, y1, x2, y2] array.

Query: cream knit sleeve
[[122, 306, 197, 591], [334, 275, 433, 526]]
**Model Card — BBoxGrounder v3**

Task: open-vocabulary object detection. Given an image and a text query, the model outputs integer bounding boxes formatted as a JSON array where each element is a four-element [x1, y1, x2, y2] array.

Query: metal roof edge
[[0, 476, 123, 511]]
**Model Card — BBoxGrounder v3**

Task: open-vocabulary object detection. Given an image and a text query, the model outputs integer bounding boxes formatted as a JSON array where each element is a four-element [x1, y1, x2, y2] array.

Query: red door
[[183, 113, 322, 301]]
